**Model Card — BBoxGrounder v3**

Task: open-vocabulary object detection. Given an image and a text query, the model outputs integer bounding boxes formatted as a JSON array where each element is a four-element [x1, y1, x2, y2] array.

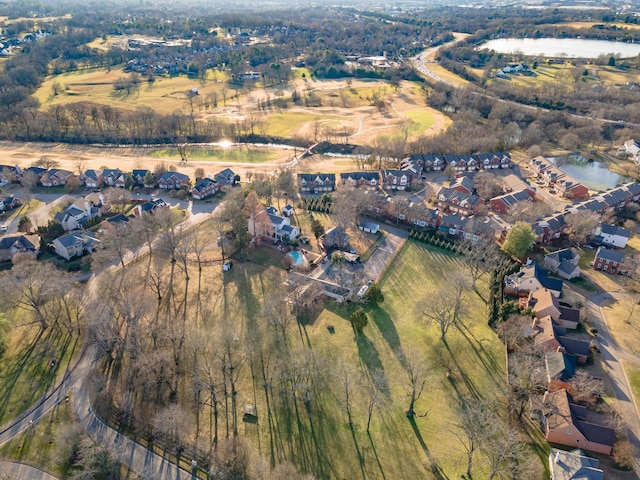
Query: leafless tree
[[497, 315, 532, 352], [460, 237, 502, 290], [420, 272, 469, 341], [456, 399, 496, 478], [365, 368, 385, 433], [397, 347, 431, 418], [564, 210, 600, 244], [569, 370, 603, 404]]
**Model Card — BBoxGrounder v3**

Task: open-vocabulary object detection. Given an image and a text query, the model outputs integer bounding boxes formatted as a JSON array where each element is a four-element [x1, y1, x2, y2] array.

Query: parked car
[[0, 224, 6, 232]]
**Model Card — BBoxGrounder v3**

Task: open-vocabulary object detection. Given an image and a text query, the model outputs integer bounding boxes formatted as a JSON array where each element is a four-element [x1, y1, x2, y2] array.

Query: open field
[[33, 67, 449, 148], [0, 326, 79, 426], [195, 241, 521, 478], [556, 21, 640, 31], [147, 146, 278, 164]]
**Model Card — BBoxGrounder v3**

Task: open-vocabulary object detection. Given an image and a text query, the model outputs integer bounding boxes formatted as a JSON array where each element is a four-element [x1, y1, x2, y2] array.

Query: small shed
[[282, 204, 294, 217], [359, 221, 379, 234]]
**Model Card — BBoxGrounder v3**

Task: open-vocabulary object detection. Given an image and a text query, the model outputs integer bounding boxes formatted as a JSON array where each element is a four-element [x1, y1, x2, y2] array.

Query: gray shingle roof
[[595, 246, 626, 264]]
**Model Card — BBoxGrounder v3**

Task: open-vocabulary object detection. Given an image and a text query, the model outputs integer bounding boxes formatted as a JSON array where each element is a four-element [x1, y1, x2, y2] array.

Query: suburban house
[[556, 180, 589, 199], [114, 174, 128, 188], [191, 177, 219, 200], [52, 231, 100, 260], [622, 139, 640, 158], [593, 247, 630, 275], [23, 166, 47, 180], [321, 226, 350, 251], [568, 199, 608, 216], [539, 389, 615, 455], [340, 171, 380, 189], [545, 352, 576, 383], [409, 206, 439, 229], [529, 313, 590, 363], [99, 213, 130, 234], [528, 156, 553, 177], [132, 169, 150, 185], [381, 170, 410, 191], [527, 288, 581, 329], [594, 223, 631, 249], [544, 248, 580, 280], [214, 168, 237, 187], [282, 205, 294, 217], [102, 169, 122, 187], [158, 171, 191, 189], [476, 152, 511, 169], [444, 154, 475, 172], [0, 234, 40, 263], [359, 221, 379, 234], [490, 188, 535, 214], [0, 164, 20, 182], [548, 448, 603, 480], [438, 213, 480, 243], [436, 187, 484, 216], [505, 261, 563, 297], [0, 194, 21, 211], [532, 213, 566, 245], [134, 198, 168, 217], [81, 169, 103, 188], [54, 199, 102, 232], [449, 175, 474, 195], [40, 169, 75, 187], [297, 173, 336, 194], [248, 206, 300, 241]]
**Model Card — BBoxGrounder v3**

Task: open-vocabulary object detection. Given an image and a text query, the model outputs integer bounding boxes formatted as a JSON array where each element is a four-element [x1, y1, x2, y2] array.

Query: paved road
[[0, 461, 60, 480], [586, 292, 640, 473], [363, 223, 408, 282]]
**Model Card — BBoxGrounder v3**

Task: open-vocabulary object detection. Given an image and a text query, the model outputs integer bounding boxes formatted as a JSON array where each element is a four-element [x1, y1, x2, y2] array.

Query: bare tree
[[456, 399, 495, 478], [398, 347, 431, 418], [564, 210, 600, 244], [569, 370, 603, 404], [420, 272, 469, 341]]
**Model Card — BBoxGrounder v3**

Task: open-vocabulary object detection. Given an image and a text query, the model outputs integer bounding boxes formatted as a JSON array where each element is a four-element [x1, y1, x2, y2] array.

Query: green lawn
[[404, 109, 435, 136], [270, 241, 511, 479], [625, 361, 640, 408], [265, 113, 341, 137], [1, 198, 43, 222], [147, 147, 277, 163], [0, 327, 79, 426]]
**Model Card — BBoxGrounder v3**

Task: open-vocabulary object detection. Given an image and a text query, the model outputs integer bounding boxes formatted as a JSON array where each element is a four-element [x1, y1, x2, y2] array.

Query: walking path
[[0, 461, 60, 480]]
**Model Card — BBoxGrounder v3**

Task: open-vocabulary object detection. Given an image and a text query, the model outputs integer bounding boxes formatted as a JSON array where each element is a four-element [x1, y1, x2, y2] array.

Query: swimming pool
[[287, 251, 305, 265]]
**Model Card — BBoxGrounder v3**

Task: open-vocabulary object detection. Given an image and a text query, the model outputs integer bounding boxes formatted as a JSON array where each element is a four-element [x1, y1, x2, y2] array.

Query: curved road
[[0, 461, 60, 480]]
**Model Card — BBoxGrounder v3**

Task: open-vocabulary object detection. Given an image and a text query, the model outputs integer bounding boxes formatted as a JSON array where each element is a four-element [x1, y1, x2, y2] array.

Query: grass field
[[147, 147, 277, 163], [427, 63, 471, 87], [0, 326, 79, 426], [1, 198, 43, 222], [265, 112, 347, 138], [404, 109, 435, 135]]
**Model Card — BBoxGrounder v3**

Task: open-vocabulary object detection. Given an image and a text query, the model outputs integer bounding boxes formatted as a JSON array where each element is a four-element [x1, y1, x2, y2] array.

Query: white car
[[0, 224, 7, 232]]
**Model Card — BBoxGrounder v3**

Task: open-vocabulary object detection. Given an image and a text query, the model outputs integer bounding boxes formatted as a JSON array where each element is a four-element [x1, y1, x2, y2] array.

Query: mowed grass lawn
[[34, 68, 231, 115], [147, 146, 277, 163], [0, 326, 79, 426], [405, 109, 435, 135], [265, 112, 345, 138], [283, 241, 509, 479]]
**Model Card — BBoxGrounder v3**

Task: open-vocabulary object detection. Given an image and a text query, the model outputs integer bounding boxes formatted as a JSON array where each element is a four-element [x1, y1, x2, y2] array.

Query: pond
[[552, 156, 628, 191], [479, 38, 640, 59]]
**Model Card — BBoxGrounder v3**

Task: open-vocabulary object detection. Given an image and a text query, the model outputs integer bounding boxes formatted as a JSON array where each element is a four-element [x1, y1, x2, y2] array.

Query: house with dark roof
[[540, 389, 615, 455], [132, 169, 150, 186], [52, 232, 100, 260], [214, 168, 236, 186], [297, 173, 336, 194], [438, 213, 481, 243], [248, 206, 300, 241], [0, 234, 40, 262], [436, 187, 484, 216], [528, 156, 553, 177], [594, 223, 631, 249], [381, 170, 410, 191], [444, 154, 474, 172], [40, 169, 75, 187], [158, 171, 191, 189], [0, 194, 21, 212], [99, 213, 130, 234], [476, 152, 511, 170], [593, 246, 629, 275], [340, 172, 380, 189], [102, 169, 122, 187], [623, 181, 640, 202], [532, 213, 566, 245], [548, 448, 603, 480], [80, 169, 103, 188], [556, 180, 589, 199], [505, 261, 563, 297], [544, 248, 580, 280], [545, 352, 577, 383], [528, 288, 581, 329], [567, 199, 608, 216], [54, 199, 102, 232], [0, 164, 20, 182], [449, 175, 474, 195], [191, 177, 219, 200], [490, 188, 535, 214]]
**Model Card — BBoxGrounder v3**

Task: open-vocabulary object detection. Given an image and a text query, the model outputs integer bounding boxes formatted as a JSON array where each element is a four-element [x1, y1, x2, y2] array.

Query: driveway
[[363, 223, 408, 282]]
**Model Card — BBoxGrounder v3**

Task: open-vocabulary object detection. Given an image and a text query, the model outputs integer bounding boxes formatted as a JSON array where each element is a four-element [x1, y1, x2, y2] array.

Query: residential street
[[0, 461, 60, 480], [587, 292, 640, 473]]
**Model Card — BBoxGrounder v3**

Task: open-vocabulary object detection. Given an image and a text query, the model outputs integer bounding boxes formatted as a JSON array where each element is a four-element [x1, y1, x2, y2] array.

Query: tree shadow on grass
[[368, 306, 404, 362], [456, 323, 504, 386], [355, 334, 389, 396], [407, 417, 449, 480]]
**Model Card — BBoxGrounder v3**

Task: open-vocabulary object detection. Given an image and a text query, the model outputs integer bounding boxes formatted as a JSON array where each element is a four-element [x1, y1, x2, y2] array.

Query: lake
[[480, 38, 640, 59], [552, 157, 627, 190]]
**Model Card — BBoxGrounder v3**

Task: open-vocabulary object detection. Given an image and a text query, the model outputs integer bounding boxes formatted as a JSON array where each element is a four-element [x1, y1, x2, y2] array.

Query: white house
[[52, 232, 100, 260], [594, 223, 631, 249], [248, 206, 300, 241], [53, 199, 102, 232]]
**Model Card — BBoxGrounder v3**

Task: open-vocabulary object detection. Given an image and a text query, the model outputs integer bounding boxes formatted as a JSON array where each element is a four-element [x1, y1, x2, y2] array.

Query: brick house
[[556, 180, 589, 199], [297, 173, 336, 194], [593, 247, 628, 275], [191, 177, 219, 200], [381, 170, 410, 191], [158, 171, 191, 189], [340, 172, 380, 189], [436, 187, 484, 216], [490, 188, 535, 214]]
